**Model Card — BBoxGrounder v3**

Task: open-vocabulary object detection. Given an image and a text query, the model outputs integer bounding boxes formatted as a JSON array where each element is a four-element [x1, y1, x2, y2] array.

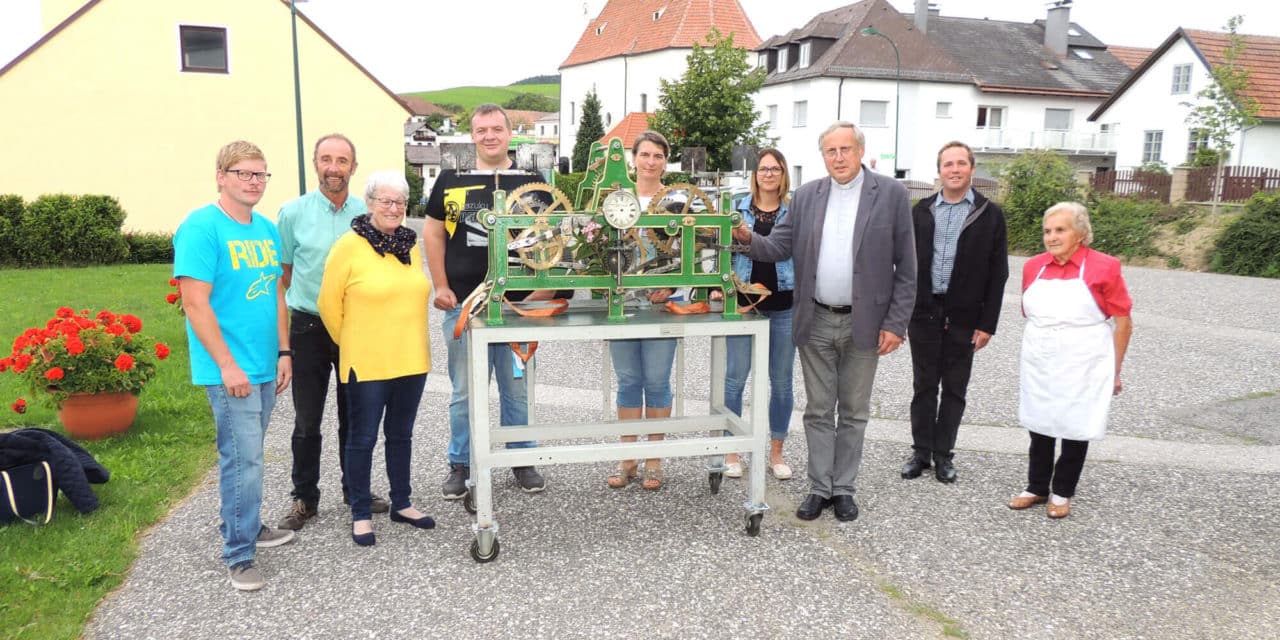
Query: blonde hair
[[216, 140, 265, 173], [1044, 201, 1093, 246], [750, 148, 791, 205]]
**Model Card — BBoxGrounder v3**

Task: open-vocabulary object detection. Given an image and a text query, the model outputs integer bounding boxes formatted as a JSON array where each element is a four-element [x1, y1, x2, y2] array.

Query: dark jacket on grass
[[0, 428, 110, 513], [910, 189, 1009, 334]]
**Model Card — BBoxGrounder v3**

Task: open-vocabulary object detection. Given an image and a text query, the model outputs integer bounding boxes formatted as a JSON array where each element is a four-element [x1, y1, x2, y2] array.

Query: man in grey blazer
[[732, 122, 916, 522]]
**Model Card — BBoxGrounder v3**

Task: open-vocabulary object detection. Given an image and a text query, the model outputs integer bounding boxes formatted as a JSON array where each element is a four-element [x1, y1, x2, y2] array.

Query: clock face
[[601, 190, 642, 229]]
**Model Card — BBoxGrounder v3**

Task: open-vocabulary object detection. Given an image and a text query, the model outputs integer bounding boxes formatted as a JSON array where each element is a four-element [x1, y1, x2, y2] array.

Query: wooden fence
[[900, 177, 1002, 203], [1090, 170, 1172, 203], [1185, 166, 1280, 202]]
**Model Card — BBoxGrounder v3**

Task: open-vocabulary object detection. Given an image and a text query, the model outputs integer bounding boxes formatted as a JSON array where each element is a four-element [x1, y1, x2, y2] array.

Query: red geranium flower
[[165, 293, 179, 304], [11, 398, 25, 414], [168, 278, 179, 286], [0, 357, 10, 372], [66, 338, 86, 355], [44, 367, 65, 381], [119, 314, 142, 334], [114, 354, 134, 371], [56, 307, 75, 318], [105, 324, 126, 336], [97, 310, 116, 323], [154, 343, 170, 360]]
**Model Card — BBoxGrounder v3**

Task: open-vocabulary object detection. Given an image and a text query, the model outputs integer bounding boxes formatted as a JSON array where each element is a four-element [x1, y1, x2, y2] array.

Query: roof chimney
[[914, 0, 929, 33], [1045, 0, 1071, 57]]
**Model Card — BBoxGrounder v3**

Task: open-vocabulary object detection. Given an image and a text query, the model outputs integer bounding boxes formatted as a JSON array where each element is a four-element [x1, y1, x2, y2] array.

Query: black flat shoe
[[832, 495, 859, 522], [934, 458, 957, 484], [351, 530, 375, 546], [390, 510, 436, 529], [795, 494, 830, 520], [901, 454, 932, 479]]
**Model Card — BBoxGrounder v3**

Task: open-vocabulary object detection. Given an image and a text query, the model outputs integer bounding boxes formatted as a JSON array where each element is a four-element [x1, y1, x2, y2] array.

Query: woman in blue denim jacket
[[724, 148, 797, 480]]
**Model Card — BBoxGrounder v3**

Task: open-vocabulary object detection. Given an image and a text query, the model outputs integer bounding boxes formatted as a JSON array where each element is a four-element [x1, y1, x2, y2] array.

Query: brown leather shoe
[[1047, 498, 1071, 519], [277, 499, 317, 530], [1007, 494, 1048, 510]]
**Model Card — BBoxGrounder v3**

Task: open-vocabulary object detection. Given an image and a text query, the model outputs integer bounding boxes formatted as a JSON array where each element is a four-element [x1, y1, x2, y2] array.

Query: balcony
[[969, 127, 1116, 154]]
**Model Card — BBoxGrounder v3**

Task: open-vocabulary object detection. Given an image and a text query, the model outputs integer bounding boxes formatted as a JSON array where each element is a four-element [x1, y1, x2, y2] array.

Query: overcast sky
[[2, 0, 1277, 93]]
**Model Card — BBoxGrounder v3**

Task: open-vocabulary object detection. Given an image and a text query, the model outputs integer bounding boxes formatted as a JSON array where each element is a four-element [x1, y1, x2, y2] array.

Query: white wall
[[1238, 123, 1280, 167]]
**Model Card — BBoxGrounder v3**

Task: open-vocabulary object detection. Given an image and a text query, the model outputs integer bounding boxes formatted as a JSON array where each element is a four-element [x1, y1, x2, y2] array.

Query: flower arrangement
[[569, 220, 614, 276], [2, 307, 170, 410]]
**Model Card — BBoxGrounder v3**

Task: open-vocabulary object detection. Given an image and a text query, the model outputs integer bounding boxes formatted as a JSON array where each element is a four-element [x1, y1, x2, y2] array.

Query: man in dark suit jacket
[[733, 122, 916, 522], [903, 141, 1008, 483]]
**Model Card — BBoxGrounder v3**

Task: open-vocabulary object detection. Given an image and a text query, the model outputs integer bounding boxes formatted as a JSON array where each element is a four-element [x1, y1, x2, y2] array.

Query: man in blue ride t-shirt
[[173, 140, 295, 592]]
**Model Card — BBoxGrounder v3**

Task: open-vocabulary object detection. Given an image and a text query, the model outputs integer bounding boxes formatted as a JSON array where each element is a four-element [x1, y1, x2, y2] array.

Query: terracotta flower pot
[[57, 392, 139, 440]]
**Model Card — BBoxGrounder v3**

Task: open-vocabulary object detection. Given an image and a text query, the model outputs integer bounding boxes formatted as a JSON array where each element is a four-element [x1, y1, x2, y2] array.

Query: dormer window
[[653, 7, 666, 21], [596, 22, 607, 36], [778, 48, 788, 71], [799, 42, 811, 68], [1072, 49, 1093, 59], [758, 52, 768, 70]]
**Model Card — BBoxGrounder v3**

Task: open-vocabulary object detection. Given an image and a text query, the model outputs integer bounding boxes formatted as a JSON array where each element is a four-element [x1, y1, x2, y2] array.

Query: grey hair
[[364, 170, 410, 200], [817, 121, 865, 150], [1044, 201, 1093, 246]]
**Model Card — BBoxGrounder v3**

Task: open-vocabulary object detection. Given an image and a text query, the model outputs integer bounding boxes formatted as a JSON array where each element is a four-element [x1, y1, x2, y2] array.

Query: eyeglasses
[[757, 167, 783, 175], [822, 146, 858, 159], [223, 169, 272, 183], [372, 197, 408, 209]]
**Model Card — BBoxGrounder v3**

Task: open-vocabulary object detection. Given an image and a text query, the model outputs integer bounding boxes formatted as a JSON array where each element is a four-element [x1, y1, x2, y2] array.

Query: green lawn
[[404, 83, 559, 110], [0, 264, 215, 640]]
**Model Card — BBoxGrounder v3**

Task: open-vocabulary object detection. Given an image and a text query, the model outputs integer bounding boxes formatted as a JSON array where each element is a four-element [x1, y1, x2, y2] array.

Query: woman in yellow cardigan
[[318, 170, 433, 546]]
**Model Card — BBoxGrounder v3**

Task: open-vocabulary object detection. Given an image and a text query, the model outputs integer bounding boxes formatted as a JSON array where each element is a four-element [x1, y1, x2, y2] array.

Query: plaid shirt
[[931, 189, 974, 294]]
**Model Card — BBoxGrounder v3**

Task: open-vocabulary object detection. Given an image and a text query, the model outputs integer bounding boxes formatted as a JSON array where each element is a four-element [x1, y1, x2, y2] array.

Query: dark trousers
[[288, 310, 350, 506], [908, 300, 976, 461], [343, 372, 426, 521], [1026, 431, 1089, 498]]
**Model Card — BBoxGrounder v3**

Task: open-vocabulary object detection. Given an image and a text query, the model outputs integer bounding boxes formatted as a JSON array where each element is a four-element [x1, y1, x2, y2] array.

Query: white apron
[[1018, 257, 1114, 441]]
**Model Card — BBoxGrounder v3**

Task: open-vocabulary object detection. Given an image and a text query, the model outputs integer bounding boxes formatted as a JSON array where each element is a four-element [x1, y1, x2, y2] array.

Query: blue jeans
[[206, 381, 276, 568], [725, 307, 795, 441], [343, 372, 426, 520], [610, 338, 677, 409], [442, 306, 532, 465]]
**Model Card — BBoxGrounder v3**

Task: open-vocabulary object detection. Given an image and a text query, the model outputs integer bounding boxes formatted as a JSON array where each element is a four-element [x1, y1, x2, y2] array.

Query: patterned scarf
[[351, 214, 416, 265]]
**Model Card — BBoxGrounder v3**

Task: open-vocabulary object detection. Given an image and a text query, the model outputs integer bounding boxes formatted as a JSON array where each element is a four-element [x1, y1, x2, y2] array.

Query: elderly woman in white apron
[[1009, 202, 1133, 519]]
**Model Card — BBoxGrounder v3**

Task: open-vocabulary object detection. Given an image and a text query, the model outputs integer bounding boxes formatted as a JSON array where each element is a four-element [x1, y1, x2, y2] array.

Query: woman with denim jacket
[[723, 149, 797, 480]]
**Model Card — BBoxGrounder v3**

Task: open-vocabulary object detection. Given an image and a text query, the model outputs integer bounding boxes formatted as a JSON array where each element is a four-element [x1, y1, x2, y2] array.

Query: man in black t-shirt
[[423, 104, 551, 499]]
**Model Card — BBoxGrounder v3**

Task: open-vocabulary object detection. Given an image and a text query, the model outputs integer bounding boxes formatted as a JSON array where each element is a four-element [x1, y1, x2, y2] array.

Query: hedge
[[0, 194, 172, 267], [1211, 190, 1280, 278]]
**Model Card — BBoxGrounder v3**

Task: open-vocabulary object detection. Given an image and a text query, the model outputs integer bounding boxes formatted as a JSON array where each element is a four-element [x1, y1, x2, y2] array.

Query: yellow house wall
[[41, 0, 86, 33], [1, 0, 409, 232]]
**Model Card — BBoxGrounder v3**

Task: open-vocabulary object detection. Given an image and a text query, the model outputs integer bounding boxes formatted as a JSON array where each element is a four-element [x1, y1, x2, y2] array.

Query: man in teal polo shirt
[[275, 133, 389, 531]]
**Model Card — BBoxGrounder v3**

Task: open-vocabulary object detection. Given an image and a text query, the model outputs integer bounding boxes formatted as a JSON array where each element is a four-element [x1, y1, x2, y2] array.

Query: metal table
[[463, 306, 771, 562]]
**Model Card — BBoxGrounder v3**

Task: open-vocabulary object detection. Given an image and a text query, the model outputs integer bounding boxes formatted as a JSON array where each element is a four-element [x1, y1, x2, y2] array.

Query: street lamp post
[[860, 27, 900, 177], [291, 0, 307, 196]]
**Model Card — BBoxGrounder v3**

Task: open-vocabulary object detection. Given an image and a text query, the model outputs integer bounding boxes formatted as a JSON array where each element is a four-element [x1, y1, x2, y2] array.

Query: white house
[[1089, 28, 1280, 170], [754, 0, 1133, 183], [558, 0, 760, 169]]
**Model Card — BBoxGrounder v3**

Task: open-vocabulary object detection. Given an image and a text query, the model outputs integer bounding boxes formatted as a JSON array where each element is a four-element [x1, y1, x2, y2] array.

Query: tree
[[405, 161, 424, 209], [649, 27, 770, 171], [997, 149, 1079, 253], [1184, 15, 1261, 214], [503, 93, 558, 112], [572, 89, 605, 171]]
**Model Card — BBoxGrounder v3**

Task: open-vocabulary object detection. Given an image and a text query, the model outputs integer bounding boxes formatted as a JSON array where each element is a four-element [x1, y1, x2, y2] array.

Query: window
[[570, 102, 575, 124], [1072, 49, 1094, 60], [758, 52, 768, 70], [595, 22, 607, 36], [976, 106, 1005, 129], [859, 100, 888, 127], [179, 26, 227, 73], [767, 104, 778, 128], [1171, 64, 1191, 94], [1142, 130, 1163, 163], [652, 7, 666, 21], [778, 48, 788, 72], [605, 112, 612, 126], [427, 167, 437, 178], [1044, 108, 1072, 131], [640, 93, 647, 113], [936, 102, 951, 118], [794, 165, 802, 185], [799, 42, 811, 68], [1186, 128, 1210, 163], [792, 100, 807, 127], [553, 125, 558, 136]]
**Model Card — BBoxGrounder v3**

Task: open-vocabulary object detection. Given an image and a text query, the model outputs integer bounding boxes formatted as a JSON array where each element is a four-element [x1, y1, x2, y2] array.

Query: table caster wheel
[[745, 512, 763, 537], [463, 489, 476, 515], [709, 471, 723, 495], [470, 537, 500, 563]]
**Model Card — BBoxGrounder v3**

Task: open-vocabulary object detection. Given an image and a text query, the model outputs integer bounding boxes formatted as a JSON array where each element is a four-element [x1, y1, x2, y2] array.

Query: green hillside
[[404, 83, 559, 111]]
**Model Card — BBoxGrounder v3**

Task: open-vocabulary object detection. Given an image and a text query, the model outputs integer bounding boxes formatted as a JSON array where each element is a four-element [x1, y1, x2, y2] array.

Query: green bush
[[15, 194, 130, 266], [997, 150, 1079, 253], [1211, 190, 1280, 277], [663, 171, 693, 186], [125, 231, 174, 263], [1086, 195, 1160, 258], [553, 171, 587, 207], [0, 194, 23, 267]]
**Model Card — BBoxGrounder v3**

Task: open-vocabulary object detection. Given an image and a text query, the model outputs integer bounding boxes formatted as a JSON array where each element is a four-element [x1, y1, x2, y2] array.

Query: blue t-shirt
[[173, 204, 283, 386]]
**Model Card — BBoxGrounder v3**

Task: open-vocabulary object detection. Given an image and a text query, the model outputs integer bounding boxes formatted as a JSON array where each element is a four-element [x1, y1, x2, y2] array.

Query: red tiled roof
[[399, 96, 450, 116], [505, 109, 550, 127], [1106, 46, 1153, 69], [1185, 30, 1280, 120], [599, 112, 655, 146], [561, 0, 761, 68]]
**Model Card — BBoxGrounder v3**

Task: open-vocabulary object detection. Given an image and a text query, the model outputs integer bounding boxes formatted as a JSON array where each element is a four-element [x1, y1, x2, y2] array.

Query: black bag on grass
[[1, 460, 55, 525]]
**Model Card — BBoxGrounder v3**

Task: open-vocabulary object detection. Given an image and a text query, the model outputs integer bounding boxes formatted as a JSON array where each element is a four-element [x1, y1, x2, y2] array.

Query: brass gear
[[648, 183, 717, 216], [504, 183, 575, 252], [513, 218, 564, 271], [645, 227, 681, 255]]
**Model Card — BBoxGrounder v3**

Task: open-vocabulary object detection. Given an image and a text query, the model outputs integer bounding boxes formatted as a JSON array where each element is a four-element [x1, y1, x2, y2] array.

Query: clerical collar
[[831, 170, 864, 192]]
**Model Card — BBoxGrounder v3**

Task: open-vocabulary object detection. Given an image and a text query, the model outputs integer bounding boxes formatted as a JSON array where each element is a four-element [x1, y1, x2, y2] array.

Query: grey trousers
[[798, 308, 880, 497]]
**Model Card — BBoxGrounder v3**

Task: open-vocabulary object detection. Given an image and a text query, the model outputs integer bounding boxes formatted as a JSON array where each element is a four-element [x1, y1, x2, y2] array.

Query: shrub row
[[0, 194, 172, 267], [1211, 190, 1280, 278]]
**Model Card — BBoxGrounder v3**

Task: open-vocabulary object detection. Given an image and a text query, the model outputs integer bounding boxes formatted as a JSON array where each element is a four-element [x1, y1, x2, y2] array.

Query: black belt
[[290, 309, 321, 319], [812, 299, 851, 314]]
